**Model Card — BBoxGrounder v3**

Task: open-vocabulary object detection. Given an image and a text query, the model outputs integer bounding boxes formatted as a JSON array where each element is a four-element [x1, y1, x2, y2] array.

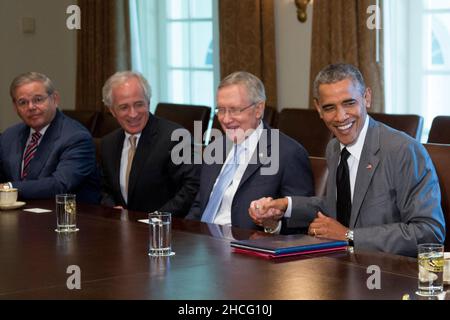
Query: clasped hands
[[249, 197, 348, 241], [249, 197, 287, 230]]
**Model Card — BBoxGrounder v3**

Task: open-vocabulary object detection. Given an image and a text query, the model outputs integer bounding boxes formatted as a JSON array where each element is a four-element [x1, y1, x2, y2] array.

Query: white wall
[[0, 0, 77, 131], [274, 0, 313, 110]]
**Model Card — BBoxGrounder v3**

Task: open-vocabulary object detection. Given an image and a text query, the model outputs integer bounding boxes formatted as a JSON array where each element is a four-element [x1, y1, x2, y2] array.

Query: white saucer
[[0, 201, 26, 210]]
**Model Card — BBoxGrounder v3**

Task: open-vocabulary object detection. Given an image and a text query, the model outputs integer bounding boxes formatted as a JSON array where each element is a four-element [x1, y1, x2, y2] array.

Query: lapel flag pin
[[366, 164, 373, 170]]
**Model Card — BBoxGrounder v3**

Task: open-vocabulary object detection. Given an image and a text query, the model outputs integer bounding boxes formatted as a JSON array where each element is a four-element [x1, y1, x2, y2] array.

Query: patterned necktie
[[201, 144, 242, 223], [21, 131, 42, 179], [125, 135, 137, 195], [336, 147, 352, 227]]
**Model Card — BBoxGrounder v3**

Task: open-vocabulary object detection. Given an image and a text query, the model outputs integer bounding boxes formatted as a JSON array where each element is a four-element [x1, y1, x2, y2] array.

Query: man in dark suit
[[0, 72, 100, 203], [100, 71, 199, 217], [186, 71, 314, 233], [249, 63, 445, 256]]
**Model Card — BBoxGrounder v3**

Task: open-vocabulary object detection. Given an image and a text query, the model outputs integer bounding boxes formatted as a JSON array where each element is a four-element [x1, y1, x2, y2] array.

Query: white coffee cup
[[0, 188, 18, 206]]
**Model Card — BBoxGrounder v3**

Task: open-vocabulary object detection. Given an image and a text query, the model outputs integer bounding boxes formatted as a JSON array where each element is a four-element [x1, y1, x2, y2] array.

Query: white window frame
[[384, 0, 450, 140], [130, 0, 220, 113]]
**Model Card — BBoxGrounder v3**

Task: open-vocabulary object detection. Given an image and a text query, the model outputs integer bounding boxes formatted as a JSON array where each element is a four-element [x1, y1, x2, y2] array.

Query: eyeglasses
[[15, 95, 51, 108], [214, 102, 257, 117]]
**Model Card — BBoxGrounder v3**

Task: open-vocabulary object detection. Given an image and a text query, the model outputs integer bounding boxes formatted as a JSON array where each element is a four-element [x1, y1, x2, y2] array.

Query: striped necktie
[[21, 131, 42, 179], [201, 144, 242, 223]]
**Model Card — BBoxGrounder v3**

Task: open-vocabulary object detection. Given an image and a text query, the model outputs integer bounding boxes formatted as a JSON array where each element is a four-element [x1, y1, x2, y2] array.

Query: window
[[384, 0, 450, 141], [129, 0, 220, 113]]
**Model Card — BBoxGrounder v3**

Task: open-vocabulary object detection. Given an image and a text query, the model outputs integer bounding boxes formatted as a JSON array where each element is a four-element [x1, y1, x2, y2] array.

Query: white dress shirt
[[340, 115, 370, 201], [120, 132, 141, 204], [213, 122, 263, 226]]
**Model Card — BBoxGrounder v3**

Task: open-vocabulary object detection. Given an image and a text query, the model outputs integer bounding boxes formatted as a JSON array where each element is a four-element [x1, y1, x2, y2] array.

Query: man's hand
[[248, 197, 288, 229], [308, 212, 348, 241]]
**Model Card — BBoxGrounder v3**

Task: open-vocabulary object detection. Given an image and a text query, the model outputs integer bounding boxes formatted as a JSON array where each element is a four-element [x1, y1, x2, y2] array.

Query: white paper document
[[23, 208, 53, 213]]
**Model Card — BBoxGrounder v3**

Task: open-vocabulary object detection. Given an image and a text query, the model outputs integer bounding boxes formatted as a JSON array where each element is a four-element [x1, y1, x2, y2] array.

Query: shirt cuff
[[284, 196, 292, 218], [264, 220, 282, 235]]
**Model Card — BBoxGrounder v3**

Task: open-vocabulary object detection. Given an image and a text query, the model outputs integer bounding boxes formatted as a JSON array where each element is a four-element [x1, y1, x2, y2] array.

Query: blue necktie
[[201, 144, 241, 223]]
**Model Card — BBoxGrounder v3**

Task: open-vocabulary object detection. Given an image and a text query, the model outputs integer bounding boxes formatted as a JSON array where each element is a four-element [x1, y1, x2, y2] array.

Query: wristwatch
[[345, 229, 354, 246], [264, 226, 274, 234]]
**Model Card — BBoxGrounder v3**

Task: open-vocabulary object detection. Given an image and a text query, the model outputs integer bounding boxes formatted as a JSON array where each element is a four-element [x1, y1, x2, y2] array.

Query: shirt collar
[[340, 115, 370, 161], [124, 132, 142, 146], [237, 121, 263, 152], [30, 124, 50, 137]]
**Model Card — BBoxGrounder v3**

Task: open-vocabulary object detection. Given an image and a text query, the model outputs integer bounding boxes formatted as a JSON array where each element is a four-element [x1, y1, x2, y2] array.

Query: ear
[[255, 101, 265, 120], [364, 87, 372, 110], [314, 98, 323, 119], [52, 91, 61, 106], [108, 106, 118, 119]]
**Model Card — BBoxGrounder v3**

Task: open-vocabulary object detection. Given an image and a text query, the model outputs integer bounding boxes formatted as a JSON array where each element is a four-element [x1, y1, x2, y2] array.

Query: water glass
[[148, 212, 175, 257], [55, 194, 79, 233], [417, 243, 444, 296]]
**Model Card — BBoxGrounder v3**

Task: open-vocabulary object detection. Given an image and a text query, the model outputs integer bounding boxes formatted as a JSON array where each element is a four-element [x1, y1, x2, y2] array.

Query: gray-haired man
[[187, 71, 314, 233], [100, 71, 199, 216]]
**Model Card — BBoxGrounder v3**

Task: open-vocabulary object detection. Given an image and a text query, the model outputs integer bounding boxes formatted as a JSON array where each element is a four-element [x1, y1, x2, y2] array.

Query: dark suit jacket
[[0, 110, 100, 204], [100, 114, 200, 217], [288, 118, 445, 256], [187, 124, 314, 232]]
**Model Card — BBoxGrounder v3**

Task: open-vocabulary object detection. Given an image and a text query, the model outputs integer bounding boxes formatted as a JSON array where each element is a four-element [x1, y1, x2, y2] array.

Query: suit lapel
[[203, 163, 224, 207], [112, 130, 126, 203], [236, 126, 272, 190], [127, 116, 157, 200], [350, 119, 380, 227], [326, 140, 340, 218], [12, 126, 29, 180], [203, 136, 233, 206], [26, 111, 62, 179]]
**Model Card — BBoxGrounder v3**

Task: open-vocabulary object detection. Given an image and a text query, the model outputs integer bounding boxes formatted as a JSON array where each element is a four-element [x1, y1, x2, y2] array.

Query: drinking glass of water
[[55, 194, 79, 233], [148, 211, 175, 257], [417, 243, 444, 296]]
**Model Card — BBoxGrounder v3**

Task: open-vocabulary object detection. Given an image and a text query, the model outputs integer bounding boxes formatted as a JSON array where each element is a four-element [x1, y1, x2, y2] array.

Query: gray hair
[[313, 63, 366, 99], [10, 72, 56, 100], [218, 71, 266, 104], [102, 71, 152, 107]]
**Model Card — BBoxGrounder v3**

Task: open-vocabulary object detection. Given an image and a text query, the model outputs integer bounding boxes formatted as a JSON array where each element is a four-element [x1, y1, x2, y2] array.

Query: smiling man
[[0, 72, 100, 203], [100, 71, 199, 216], [249, 63, 445, 256], [186, 71, 314, 233]]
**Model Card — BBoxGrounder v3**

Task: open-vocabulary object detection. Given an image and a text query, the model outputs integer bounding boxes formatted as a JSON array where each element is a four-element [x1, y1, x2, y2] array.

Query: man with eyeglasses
[[100, 71, 199, 216], [0, 72, 100, 203], [186, 71, 314, 234], [249, 63, 445, 256]]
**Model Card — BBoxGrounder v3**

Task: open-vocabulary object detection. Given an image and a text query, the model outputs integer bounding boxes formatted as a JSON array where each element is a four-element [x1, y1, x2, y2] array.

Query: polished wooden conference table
[[0, 200, 446, 300]]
